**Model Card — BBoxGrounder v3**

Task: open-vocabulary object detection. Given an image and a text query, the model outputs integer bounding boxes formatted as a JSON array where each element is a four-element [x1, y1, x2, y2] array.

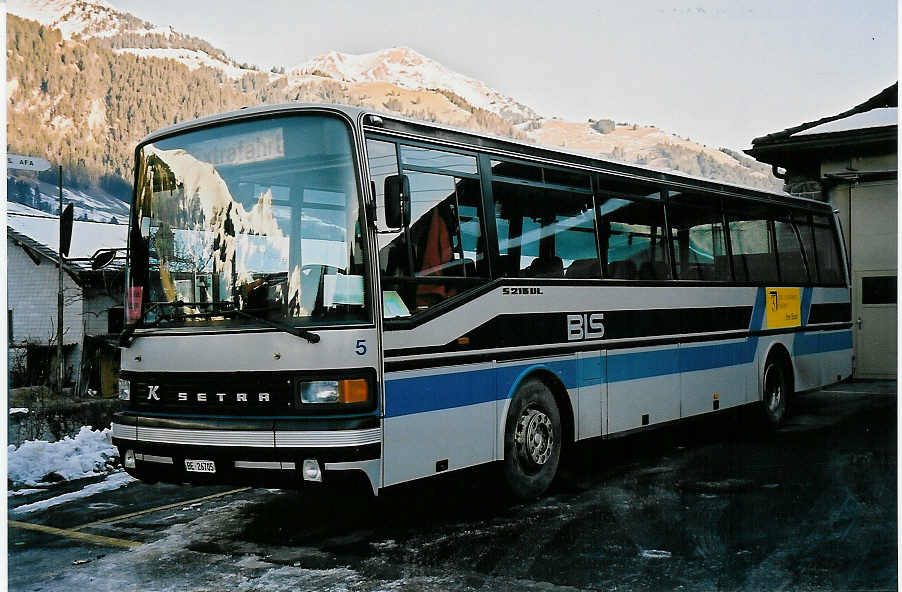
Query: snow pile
[[7, 426, 119, 486]]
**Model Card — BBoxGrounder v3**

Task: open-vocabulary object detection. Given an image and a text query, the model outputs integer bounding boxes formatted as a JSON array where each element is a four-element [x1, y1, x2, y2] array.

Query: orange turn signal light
[[339, 379, 369, 404]]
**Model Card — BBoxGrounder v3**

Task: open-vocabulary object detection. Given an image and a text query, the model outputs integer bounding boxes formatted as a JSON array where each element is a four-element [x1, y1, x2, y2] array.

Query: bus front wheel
[[503, 378, 562, 499]]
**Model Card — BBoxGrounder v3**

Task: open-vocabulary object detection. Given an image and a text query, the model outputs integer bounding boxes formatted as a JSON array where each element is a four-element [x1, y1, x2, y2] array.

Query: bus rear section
[[111, 108, 384, 494]]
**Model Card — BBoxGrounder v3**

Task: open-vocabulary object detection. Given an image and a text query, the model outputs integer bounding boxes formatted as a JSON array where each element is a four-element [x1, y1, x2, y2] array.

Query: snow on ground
[[20, 496, 460, 592], [11, 471, 135, 514], [8, 488, 45, 497], [8, 425, 120, 486]]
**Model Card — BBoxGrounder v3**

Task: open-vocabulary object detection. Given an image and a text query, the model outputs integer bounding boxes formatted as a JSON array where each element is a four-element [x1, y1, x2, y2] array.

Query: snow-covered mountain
[[293, 47, 539, 123], [10, 0, 152, 39], [7, 0, 257, 80], [8, 175, 131, 223], [7, 0, 783, 217]]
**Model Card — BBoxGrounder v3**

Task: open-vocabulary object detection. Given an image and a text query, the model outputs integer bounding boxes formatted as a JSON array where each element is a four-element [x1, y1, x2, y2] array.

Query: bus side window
[[811, 215, 845, 285], [492, 182, 599, 279], [726, 201, 779, 284], [369, 145, 489, 317], [596, 195, 669, 280], [774, 214, 809, 283], [666, 192, 730, 281], [793, 213, 820, 284]]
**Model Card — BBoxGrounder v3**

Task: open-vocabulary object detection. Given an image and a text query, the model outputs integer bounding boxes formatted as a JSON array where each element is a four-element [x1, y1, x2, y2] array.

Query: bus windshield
[[126, 114, 369, 329]]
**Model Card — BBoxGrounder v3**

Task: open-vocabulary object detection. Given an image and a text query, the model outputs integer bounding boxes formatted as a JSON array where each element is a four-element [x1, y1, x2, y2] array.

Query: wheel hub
[[515, 407, 554, 467], [764, 366, 783, 414]]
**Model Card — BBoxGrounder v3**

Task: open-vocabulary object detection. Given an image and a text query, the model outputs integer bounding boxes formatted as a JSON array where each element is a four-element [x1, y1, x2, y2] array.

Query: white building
[[7, 202, 127, 394]]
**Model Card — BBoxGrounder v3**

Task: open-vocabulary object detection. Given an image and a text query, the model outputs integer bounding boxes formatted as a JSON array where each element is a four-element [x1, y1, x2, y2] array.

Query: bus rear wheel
[[503, 379, 562, 499], [761, 357, 789, 427]]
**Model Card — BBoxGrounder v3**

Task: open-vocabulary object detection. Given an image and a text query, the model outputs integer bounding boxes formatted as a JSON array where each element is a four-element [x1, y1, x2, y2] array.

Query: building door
[[850, 181, 897, 378]]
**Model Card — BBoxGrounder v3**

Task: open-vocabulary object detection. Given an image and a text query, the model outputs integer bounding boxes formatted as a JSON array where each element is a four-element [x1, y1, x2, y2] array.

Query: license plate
[[184, 459, 216, 473]]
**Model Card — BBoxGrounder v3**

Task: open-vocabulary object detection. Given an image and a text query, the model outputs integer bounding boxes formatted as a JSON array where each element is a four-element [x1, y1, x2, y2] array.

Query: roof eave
[[745, 125, 897, 165]]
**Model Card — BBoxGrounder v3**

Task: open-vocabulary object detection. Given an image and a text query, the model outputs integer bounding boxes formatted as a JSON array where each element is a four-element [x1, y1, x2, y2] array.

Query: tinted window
[[794, 214, 819, 283], [774, 217, 809, 283], [400, 145, 477, 175], [493, 182, 599, 278], [545, 167, 591, 189], [490, 160, 542, 182], [667, 192, 731, 281], [726, 201, 778, 284], [812, 215, 845, 285], [597, 195, 669, 280]]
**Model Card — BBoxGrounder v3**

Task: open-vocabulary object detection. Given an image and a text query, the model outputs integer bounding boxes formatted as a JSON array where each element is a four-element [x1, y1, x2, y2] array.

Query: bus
[[110, 103, 852, 498]]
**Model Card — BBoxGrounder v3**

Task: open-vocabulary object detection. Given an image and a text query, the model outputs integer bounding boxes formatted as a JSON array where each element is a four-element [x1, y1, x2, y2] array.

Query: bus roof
[[139, 102, 832, 211]]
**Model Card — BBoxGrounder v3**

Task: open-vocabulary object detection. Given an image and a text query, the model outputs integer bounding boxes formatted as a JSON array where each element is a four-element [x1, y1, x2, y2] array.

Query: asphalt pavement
[[8, 381, 897, 591]]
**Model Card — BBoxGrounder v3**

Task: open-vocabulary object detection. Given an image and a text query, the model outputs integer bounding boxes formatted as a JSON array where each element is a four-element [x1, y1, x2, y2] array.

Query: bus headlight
[[119, 379, 131, 401], [299, 379, 369, 404]]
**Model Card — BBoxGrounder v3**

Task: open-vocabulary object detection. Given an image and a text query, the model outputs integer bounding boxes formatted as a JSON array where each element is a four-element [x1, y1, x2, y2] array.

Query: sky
[[114, 0, 898, 151]]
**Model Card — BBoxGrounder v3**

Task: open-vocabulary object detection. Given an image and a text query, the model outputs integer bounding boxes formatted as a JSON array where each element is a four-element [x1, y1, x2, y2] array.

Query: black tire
[[761, 356, 789, 427], [503, 378, 562, 499]]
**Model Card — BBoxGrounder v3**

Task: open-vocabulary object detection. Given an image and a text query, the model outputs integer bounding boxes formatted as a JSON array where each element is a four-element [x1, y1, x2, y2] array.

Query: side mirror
[[60, 203, 74, 257], [90, 248, 119, 270], [384, 174, 411, 229]]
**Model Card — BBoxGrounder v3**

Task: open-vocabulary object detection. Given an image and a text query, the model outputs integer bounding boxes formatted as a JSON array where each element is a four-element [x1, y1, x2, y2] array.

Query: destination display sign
[[187, 127, 284, 167]]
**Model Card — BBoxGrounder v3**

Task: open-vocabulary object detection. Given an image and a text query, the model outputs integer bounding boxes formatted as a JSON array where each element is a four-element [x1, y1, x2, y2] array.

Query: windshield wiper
[[120, 301, 321, 346], [223, 308, 321, 344]]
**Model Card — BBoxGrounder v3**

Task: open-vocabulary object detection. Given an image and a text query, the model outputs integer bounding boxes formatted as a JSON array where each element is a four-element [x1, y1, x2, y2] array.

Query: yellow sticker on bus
[[766, 287, 802, 329]]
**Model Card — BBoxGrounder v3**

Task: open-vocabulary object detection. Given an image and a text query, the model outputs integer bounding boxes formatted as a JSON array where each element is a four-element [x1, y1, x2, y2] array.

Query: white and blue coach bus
[[111, 104, 852, 498]]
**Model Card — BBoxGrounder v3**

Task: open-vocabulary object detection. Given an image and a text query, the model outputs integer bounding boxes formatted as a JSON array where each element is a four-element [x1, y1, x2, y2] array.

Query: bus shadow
[[236, 407, 772, 554]]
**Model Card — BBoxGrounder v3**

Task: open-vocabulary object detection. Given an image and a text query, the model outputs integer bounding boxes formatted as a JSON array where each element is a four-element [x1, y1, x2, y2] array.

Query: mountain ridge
[[6, 0, 782, 223]]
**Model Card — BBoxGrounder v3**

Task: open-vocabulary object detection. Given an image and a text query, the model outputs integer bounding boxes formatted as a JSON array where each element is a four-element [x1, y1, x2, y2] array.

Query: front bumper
[[112, 412, 382, 494]]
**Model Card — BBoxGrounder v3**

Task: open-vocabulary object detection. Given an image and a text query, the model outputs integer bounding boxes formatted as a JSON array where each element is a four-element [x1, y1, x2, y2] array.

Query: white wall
[[7, 238, 85, 385], [83, 290, 121, 336], [7, 238, 84, 346]]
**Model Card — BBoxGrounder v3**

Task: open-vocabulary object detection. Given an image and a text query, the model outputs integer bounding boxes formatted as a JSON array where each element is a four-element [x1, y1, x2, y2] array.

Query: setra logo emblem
[[144, 386, 271, 403]]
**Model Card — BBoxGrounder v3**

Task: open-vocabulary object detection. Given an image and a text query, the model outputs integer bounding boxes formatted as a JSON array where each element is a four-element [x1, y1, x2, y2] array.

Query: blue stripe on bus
[[383, 286, 849, 418], [793, 329, 853, 357], [750, 287, 766, 331], [607, 348, 680, 383], [385, 367, 498, 417], [801, 287, 813, 325]]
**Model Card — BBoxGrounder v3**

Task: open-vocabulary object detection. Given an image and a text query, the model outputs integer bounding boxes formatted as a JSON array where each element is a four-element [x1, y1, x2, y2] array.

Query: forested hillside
[[7, 12, 780, 207]]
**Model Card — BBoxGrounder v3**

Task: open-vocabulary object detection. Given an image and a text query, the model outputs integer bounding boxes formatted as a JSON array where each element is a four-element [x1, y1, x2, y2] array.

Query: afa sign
[[7, 153, 51, 171]]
